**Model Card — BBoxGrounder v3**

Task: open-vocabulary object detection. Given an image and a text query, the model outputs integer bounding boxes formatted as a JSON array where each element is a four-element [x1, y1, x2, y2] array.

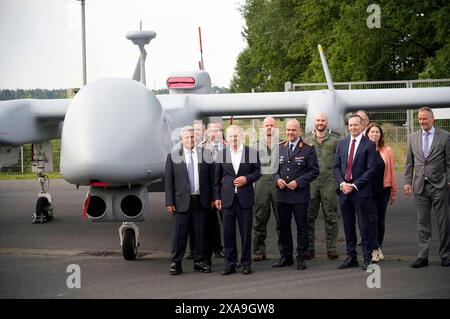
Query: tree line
[[0, 89, 70, 101], [230, 0, 450, 93]]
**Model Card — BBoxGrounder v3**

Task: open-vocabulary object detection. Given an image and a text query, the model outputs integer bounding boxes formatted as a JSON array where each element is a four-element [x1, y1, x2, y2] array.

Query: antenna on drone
[[198, 27, 205, 70], [126, 22, 156, 86], [318, 44, 334, 91]]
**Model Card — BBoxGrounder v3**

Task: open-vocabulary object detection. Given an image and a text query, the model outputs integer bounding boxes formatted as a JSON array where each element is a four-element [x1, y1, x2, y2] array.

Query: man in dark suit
[[202, 121, 226, 263], [214, 124, 261, 275], [165, 125, 214, 275], [333, 114, 377, 270], [404, 107, 450, 268], [273, 119, 319, 270]]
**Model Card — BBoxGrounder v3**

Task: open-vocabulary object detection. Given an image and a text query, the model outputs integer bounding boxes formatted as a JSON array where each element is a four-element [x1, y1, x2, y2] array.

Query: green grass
[[0, 173, 63, 180]]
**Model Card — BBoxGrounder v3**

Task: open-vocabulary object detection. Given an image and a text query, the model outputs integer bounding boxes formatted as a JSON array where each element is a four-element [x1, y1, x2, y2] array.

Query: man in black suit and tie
[[272, 119, 319, 270], [214, 124, 261, 275], [165, 125, 214, 275], [333, 114, 377, 270]]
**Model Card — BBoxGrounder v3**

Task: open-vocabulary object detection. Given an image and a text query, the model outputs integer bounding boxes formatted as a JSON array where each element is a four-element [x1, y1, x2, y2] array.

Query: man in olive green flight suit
[[304, 113, 341, 260], [252, 117, 282, 261]]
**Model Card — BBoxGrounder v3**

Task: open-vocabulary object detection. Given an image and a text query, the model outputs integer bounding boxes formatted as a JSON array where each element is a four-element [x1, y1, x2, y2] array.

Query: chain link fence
[[289, 79, 450, 170]]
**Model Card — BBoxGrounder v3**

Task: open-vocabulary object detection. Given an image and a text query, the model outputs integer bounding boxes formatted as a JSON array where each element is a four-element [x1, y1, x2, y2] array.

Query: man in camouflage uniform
[[304, 113, 341, 260], [252, 117, 282, 261]]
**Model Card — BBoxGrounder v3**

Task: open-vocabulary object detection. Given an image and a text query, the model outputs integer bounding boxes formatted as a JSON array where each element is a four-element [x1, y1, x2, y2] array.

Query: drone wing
[[0, 99, 71, 146], [338, 87, 450, 113]]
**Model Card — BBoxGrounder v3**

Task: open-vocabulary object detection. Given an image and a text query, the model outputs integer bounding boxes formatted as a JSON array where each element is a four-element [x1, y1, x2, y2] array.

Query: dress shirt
[[422, 126, 435, 157], [230, 143, 244, 193], [183, 147, 199, 195]]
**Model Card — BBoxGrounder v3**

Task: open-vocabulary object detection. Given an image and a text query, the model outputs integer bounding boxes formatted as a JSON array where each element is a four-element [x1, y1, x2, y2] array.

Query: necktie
[[213, 144, 219, 156], [289, 143, 294, 157], [345, 139, 356, 181], [423, 132, 430, 158], [188, 150, 195, 193]]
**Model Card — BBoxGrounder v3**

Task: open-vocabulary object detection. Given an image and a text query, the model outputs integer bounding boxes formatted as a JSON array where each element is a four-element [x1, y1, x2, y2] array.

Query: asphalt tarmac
[[0, 176, 449, 299]]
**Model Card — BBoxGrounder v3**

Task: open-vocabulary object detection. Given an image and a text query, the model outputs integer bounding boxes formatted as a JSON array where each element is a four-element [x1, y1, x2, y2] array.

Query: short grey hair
[[179, 125, 194, 139], [226, 124, 244, 138], [418, 107, 434, 118]]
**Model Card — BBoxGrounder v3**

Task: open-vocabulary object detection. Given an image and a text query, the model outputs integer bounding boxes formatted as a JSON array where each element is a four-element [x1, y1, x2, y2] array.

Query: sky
[[0, 0, 247, 90]]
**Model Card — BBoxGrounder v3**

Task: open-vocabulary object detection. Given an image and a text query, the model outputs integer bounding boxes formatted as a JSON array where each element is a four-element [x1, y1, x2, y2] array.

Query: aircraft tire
[[122, 228, 138, 260]]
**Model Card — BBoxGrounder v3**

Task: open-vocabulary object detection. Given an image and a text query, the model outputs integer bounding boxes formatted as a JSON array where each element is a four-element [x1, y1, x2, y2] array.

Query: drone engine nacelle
[[84, 185, 149, 222]]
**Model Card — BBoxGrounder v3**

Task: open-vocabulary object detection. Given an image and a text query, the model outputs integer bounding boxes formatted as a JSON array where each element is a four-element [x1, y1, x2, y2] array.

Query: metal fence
[[2, 79, 450, 174], [288, 79, 450, 170]]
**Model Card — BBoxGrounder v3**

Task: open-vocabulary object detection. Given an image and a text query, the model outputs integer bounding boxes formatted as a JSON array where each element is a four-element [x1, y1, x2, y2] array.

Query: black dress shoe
[[361, 257, 371, 270], [221, 268, 236, 276], [194, 261, 211, 273], [272, 257, 294, 268], [411, 258, 428, 268], [242, 266, 252, 275], [337, 256, 359, 269], [170, 262, 183, 275], [441, 258, 450, 267], [297, 260, 307, 270]]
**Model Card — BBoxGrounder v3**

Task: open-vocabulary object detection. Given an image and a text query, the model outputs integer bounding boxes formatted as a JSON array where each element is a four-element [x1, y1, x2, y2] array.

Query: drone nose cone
[[60, 77, 166, 185]]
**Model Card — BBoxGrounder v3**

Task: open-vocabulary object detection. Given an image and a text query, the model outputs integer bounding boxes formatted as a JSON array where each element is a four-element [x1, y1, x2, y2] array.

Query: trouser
[[253, 179, 282, 255], [307, 184, 339, 251], [373, 187, 391, 248], [278, 202, 309, 261], [339, 193, 377, 259], [223, 196, 253, 270], [171, 196, 205, 263], [414, 183, 450, 260], [204, 207, 224, 262]]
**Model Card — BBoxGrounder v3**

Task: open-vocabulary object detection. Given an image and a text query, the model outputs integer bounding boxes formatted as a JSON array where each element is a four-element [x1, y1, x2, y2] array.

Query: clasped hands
[[341, 182, 354, 195], [214, 176, 248, 210], [277, 179, 298, 190]]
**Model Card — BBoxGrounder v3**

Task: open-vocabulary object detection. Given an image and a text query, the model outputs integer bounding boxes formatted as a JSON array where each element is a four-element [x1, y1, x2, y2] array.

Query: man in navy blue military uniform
[[273, 119, 319, 270]]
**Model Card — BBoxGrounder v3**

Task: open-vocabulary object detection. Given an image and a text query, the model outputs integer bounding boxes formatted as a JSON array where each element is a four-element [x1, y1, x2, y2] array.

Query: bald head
[[262, 116, 277, 137], [314, 113, 328, 132], [285, 119, 301, 142]]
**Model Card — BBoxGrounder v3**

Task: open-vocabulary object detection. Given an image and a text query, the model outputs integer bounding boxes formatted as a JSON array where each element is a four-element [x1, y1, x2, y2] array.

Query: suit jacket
[[214, 145, 261, 209], [404, 127, 450, 194], [332, 135, 377, 197], [164, 146, 214, 212], [274, 139, 319, 204]]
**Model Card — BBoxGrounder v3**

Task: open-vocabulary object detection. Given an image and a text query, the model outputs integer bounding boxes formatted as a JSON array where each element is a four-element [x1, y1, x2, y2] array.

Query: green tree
[[232, 0, 449, 91]]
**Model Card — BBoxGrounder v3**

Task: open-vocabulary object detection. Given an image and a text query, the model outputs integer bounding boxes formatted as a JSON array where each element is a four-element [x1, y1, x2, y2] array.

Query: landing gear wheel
[[33, 197, 51, 224], [122, 228, 138, 260], [36, 197, 49, 218]]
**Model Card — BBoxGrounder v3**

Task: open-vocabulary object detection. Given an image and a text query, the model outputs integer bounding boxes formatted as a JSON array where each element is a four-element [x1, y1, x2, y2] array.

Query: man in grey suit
[[404, 107, 450, 268]]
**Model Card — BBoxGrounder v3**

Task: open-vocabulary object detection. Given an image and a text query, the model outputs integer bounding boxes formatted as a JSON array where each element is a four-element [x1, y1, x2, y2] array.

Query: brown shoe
[[327, 250, 338, 260], [304, 249, 315, 260], [252, 253, 266, 262]]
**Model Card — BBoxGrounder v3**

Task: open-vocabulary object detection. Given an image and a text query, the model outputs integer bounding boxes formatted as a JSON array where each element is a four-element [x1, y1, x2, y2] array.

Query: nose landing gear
[[119, 222, 140, 260]]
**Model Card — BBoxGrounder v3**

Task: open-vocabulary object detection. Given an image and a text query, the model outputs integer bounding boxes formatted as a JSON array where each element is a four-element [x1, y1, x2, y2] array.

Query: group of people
[[164, 107, 450, 276]]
